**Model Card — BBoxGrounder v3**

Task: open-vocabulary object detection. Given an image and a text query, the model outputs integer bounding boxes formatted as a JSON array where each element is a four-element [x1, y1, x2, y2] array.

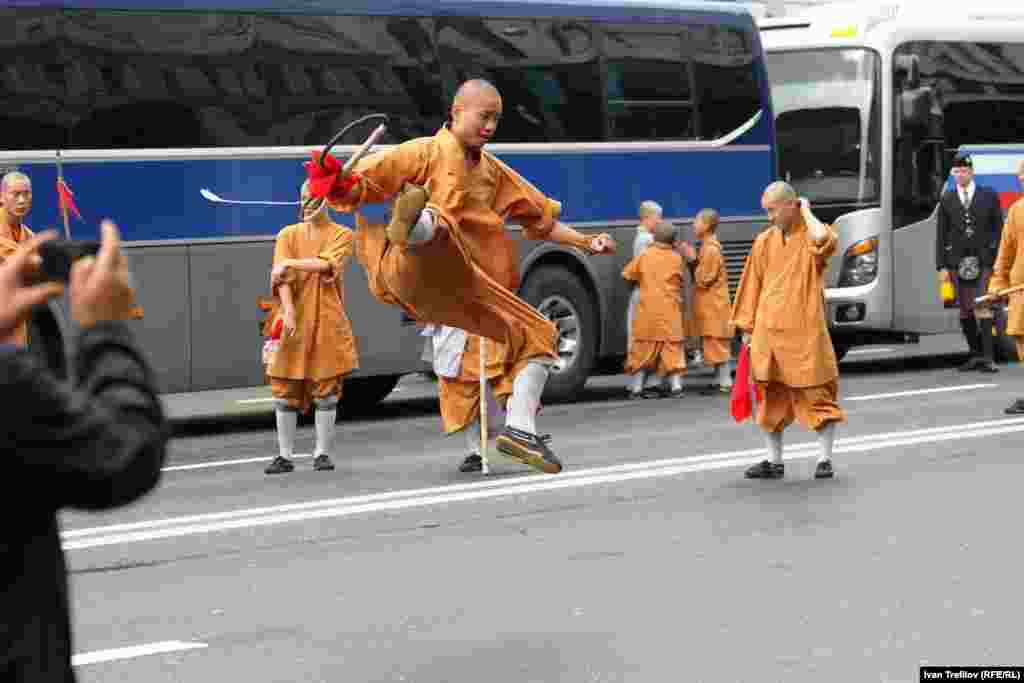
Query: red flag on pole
[[730, 343, 763, 422], [56, 178, 83, 221]]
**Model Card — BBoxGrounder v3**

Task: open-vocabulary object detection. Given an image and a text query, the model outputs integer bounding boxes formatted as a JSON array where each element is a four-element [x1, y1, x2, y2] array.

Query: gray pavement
[[61, 332, 1024, 683]]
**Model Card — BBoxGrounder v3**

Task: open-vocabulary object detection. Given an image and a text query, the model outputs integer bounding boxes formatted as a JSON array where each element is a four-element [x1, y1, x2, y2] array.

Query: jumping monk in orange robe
[[622, 221, 687, 399], [315, 79, 617, 474], [263, 182, 360, 475], [422, 324, 509, 472], [0, 172, 37, 347], [732, 181, 846, 480], [683, 209, 735, 394], [987, 159, 1024, 414]]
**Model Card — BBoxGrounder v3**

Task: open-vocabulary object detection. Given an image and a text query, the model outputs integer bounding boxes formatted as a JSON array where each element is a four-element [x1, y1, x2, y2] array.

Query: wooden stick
[[479, 336, 489, 475], [56, 150, 70, 239], [975, 282, 1024, 304]]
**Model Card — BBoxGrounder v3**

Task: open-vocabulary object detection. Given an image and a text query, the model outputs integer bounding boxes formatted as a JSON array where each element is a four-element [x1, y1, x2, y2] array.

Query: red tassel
[[730, 344, 755, 422], [303, 151, 359, 202], [56, 178, 82, 220]]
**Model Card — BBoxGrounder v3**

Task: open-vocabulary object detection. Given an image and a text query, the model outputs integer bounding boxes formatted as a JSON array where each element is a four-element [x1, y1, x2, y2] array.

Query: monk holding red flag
[[732, 181, 846, 479], [0, 172, 38, 346], [307, 79, 616, 474]]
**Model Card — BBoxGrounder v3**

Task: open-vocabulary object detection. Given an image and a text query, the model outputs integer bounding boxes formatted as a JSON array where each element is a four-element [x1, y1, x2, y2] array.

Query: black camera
[[37, 239, 101, 283]]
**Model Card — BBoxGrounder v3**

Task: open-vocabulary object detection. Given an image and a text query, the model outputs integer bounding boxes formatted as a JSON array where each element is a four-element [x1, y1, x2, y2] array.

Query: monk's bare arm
[[547, 221, 616, 255]]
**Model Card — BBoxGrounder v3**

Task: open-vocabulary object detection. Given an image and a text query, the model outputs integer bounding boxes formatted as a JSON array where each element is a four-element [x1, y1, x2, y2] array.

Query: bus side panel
[[188, 242, 274, 390], [892, 213, 958, 335], [122, 245, 191, 393]]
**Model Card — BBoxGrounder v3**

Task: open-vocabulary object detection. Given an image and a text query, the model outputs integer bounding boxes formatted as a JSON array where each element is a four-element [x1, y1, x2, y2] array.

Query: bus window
[[691, 24, 762, 139], [603, 23, 696, 141], [436, 18, 603, 143], [1, 10, 446, 150]]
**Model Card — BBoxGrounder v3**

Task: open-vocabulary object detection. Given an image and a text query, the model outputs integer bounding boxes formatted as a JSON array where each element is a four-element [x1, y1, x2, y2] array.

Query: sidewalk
[[161, 366, 726, 429]]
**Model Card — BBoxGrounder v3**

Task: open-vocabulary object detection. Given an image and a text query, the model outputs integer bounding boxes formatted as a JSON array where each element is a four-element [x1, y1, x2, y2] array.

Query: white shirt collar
[[959, 181, 976, 200]]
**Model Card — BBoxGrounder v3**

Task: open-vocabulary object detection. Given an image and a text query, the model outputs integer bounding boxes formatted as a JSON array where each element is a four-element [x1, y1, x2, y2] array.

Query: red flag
[[730, 344, 763, 422], [56, 178, 82, 221]]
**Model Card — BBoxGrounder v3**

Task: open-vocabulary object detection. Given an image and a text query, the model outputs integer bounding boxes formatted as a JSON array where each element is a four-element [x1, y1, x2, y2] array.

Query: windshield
[[766, 49, 881, 204]]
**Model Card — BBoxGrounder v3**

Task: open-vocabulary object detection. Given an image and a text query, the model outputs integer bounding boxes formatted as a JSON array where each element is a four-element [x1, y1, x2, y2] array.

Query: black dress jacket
[[935, 184, 1004, 272], [0, 322, 167, 682]]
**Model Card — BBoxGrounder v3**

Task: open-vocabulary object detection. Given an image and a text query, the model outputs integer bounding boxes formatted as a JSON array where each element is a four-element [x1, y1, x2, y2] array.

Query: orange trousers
[[755, 379, 846, 432]]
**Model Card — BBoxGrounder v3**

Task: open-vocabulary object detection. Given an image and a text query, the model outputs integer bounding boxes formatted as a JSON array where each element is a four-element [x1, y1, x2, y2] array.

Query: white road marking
[[846, 347, 895, 356], [234, 397, 276, 404], [72, 641, 207, 667], [64, 417, 1024, 551], [848, 383, 997, 402], [165, 453, 313, 472]]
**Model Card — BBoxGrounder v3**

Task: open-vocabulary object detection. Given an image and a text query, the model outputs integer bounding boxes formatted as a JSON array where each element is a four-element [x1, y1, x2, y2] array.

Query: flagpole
[[56, 150, 70, 239]]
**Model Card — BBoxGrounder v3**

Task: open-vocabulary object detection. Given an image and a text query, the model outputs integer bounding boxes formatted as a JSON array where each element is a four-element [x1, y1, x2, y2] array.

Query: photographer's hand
[[70, 220, 138, 329], [0, 231, 65, 345]]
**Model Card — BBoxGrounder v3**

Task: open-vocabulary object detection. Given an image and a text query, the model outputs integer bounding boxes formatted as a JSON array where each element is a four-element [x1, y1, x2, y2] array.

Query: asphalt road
[[61, 335, 1024, 683]]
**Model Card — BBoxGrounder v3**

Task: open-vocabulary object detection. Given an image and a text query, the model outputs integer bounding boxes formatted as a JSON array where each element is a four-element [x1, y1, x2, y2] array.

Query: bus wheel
[[340, 374, 401, 414], [520, 266, 598, 402]]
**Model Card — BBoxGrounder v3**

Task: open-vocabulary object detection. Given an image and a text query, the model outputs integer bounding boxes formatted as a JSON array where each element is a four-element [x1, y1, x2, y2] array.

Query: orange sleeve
[[492, 157, 562, 241], [330, 139, 432, 212], [272, 228, 297, 293], [318, 228, 354, 278], [622, 256, 640, 282], [694, 243, 723, 289]]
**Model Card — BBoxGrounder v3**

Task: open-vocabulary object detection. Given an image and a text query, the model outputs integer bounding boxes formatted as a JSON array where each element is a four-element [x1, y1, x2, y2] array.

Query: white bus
[[759, 2, 1024, 359]]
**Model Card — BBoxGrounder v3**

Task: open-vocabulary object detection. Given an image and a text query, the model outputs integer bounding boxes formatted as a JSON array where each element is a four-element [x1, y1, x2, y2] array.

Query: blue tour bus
[[1, 0, 775, 407]]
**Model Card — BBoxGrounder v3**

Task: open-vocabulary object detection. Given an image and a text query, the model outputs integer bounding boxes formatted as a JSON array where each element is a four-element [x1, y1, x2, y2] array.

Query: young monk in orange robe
[[264, 182, 360, 475], [316, 79, 617, 474], [622, 221, 687, 399], [0, 172, 37, 347], [683, 209, 735, 393], [732, 181, 846, 480]]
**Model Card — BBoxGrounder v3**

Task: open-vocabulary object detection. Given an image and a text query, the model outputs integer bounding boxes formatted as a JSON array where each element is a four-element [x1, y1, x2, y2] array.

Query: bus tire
[[519, 266, 598, 403], [340, 374, 401, 414]]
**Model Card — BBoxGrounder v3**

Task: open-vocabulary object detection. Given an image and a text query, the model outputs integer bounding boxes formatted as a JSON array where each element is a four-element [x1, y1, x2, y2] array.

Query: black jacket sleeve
[[982, 187, 1004, 268], [1, 321, 167, 510]]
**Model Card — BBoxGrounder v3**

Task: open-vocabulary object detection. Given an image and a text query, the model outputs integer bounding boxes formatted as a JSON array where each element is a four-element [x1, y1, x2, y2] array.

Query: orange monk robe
[[0, 224, 35, 347], [731, 218, 846, 432], [437, 335, 510, 434], [622, 242, 687, 375], [336, 127, 559, 398], [988, 198, 1024, 357], [692, 234, 735, 365], [267, 221, 359, 412]]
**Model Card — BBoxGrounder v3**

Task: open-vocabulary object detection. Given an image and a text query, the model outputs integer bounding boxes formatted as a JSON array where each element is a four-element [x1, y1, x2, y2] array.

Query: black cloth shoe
[[265, 455, 294, 475], [459, 453, 483, 473], [313, 454, 335, 471], [641, 387, 663, 399], [814, 460, 834, 479], [1005, 399, 1024, 415], [667, 388, 685, 398], [744, 459, 783, 479], [496, 427, 563, 474], [627, 390, 644, 401]]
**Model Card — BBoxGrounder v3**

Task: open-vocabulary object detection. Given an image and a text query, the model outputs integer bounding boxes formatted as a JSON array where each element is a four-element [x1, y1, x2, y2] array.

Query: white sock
[[506, 361, 549, 434], [717, 363, 732, 388], [629, 371, 646, 393], [645, 372, 663, 390], [409, 208, 436, 244], [464, 419, 481, 455], [817, 422, 836, 463], [668, 373, 683, 392], [314, 406, 336, 457], [275, 408, 297, 459], [765, 431, 783, 465]]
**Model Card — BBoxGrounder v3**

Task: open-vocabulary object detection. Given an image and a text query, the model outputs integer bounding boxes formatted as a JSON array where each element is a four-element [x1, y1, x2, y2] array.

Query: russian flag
[[951, 147, 1023, 210]]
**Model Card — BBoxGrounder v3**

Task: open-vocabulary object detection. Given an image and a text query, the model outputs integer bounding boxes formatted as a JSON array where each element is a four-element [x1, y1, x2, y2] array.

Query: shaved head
[[454, 79, 500, 104], [763, 181, 798, 204], [653, 220, 676, 245], [450, 79, 503, 151]]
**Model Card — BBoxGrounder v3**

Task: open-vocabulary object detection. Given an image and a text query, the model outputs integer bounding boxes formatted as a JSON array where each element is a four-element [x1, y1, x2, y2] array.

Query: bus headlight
[[838, 236, 879, 286]]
